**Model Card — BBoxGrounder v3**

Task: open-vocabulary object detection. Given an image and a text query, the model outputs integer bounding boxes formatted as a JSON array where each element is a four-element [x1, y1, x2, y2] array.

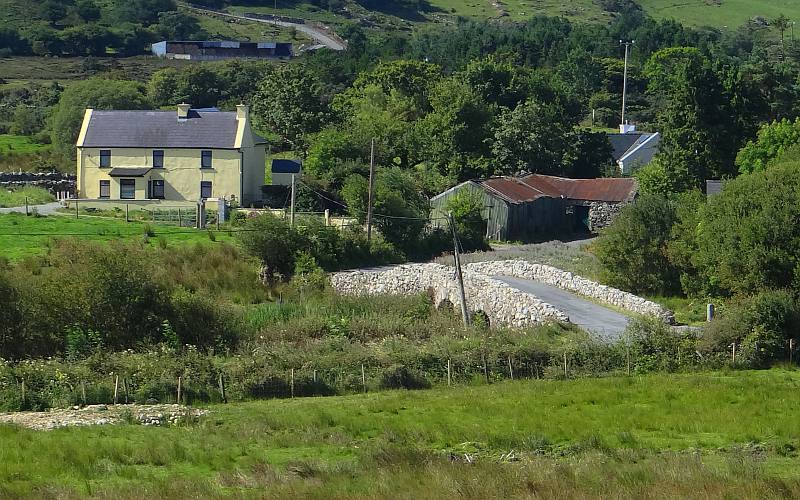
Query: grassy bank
[[0, 186, 54, 208], [1, 370, 799, 497], [0, 212, 234, 261]]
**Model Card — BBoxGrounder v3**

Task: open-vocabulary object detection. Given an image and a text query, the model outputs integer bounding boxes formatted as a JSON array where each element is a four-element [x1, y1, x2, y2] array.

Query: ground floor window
[[149, 179, 165, 199], [120, 179, 135, 199], [99, 180, 110, 199], [200, 181, 212, 199]]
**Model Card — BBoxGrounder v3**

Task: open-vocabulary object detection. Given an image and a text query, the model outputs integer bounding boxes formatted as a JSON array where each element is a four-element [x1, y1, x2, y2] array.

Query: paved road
[[182, 4, 347, 51], [0, 202, 62, 215], [494, 276, 630, 341]]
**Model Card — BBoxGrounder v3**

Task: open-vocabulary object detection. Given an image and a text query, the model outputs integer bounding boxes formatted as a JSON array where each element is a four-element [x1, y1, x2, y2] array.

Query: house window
[[200, 181, 212, 199], [201, 150, 212, 169], [99, 180, 110, 199], [153, 150, 164, 168], [120, 179, 136, 200], [99, 150, 111, 168], [150, 179, 165, 199]]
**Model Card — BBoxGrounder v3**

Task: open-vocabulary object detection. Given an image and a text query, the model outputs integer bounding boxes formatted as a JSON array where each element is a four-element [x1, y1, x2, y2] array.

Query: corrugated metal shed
[[522, 174, 637, 203]]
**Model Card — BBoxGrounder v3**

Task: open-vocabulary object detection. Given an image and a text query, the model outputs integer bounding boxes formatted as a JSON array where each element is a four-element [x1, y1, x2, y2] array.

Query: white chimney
[[620, 123, 636, 134], [236, 104, 248, 121], [177, 103, 191, 119]]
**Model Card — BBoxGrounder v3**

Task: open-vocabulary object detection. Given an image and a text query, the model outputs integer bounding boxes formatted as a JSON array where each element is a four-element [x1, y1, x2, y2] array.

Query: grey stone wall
[[465, 260, 674, 324], [588, 201, 626, 232], [331, 263, 569, 328], [0, 171, 76, 194]]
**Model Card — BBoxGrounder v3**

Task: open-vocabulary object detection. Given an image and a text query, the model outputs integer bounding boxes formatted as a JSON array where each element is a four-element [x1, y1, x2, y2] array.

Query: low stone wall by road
[[331, 263, 569, 328], [465, 260, 674, 324]]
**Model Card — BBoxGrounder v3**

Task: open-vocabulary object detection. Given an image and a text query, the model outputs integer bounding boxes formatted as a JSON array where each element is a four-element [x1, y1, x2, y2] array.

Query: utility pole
[[448, 211, 470, 326], [366, 138, 376, 242], [290, 173, 296, 227], [620, 40, 634, 128]]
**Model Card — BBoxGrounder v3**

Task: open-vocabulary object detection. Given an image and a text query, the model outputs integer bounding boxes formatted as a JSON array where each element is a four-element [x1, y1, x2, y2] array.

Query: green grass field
[[0, 186, 55, 208], [0, 134, 50, 155], [638, 0, 800, 28], [0, 212, 235, 261], [1, 370, 799, 497]]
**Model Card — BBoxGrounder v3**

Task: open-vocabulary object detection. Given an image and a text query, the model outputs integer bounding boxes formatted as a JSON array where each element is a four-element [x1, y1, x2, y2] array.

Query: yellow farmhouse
[[76, 104, 266, 206]]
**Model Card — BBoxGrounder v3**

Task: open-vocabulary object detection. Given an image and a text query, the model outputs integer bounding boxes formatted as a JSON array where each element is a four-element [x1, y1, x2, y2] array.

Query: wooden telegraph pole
[[366, 138, 376, 242], [448, 211, 470, 326]]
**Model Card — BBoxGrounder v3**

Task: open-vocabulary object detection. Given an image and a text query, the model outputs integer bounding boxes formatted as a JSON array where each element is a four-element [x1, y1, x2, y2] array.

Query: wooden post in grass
[[507, 356, 514, 380], [25, 197, 28, 216], [290, 368, 295, 398], [21, 379, 25, 406], [81, 380, 86, 405], [313, 370, 317, 383], [177, 375, 182, 404], [113, 375, 119, 405], [731, 343, 736, 365], [218, 372, 227, 403], [482, 352, 489, 384], [361, 364, 367, 393], [125, 204, 129, 223], [563, 352, 568, 378], [123, 378, 129, 404], [790, 339, 795, 364], [447, 358, 452, 387], [178, 208, 182, 227]]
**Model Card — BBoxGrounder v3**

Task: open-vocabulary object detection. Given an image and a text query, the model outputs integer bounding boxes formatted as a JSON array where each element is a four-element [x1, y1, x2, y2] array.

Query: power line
[[297, 180, 447, 222]]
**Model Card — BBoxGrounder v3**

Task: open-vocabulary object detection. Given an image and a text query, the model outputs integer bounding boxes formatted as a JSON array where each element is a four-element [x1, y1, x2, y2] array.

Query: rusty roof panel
[[481, 177, 551, 203], [521, 174, 636, 203]]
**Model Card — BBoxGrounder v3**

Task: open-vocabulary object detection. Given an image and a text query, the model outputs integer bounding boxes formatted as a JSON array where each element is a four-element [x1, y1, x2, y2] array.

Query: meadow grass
[[637, 0, 800, 28], [1, 370, 800, 497], [0, 134, 50, 155], [0, 186, 54, 208], [0, 212, 235, 261]]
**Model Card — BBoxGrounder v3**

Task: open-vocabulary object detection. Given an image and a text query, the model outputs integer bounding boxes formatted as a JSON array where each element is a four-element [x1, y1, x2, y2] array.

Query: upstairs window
[[99, 150, 111, 168], [201, 150, 212, 169], [120, 179, 135, 200], [153, 150, 164, 168], [200, 181, 212, 199]]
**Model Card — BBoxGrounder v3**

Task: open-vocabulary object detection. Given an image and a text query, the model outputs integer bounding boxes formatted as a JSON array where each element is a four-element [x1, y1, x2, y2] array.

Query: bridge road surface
[[493, 276, 630, 341]]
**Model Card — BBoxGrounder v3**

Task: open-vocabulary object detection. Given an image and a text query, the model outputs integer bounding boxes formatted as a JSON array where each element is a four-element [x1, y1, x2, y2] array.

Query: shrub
[[379, 364, 431, 390]]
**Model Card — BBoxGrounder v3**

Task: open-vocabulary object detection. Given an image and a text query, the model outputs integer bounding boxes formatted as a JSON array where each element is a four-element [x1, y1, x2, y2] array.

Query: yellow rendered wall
[[242, 145, 266, 207], [77, 147, 243, 202]]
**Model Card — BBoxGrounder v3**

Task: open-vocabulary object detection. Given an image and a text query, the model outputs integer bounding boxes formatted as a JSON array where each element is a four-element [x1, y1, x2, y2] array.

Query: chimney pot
[[236, 104, 248, 121], [177, 103, 191, 119]]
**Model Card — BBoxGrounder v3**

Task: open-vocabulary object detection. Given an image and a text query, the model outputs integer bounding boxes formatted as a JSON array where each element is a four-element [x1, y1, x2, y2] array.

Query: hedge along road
[[494, 276, 630, 341], [181, 3, 347, 51]]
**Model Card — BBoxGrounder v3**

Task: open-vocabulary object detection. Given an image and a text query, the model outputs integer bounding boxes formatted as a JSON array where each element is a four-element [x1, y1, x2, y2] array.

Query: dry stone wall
[[465, 260, 674, 324], [0, 171, 76, 194], [330, 263, 569, 328]]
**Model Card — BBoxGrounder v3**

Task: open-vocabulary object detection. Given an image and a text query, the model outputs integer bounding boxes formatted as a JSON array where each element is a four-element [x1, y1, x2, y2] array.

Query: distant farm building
[[151, 41, 293, 60], [607, 125, 660, 175], [431, 174, 637, 242]]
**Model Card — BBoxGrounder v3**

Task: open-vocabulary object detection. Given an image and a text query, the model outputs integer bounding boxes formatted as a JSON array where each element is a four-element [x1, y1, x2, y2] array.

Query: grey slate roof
[[82, 110, 240, 149], [607, 133, 645, 161]]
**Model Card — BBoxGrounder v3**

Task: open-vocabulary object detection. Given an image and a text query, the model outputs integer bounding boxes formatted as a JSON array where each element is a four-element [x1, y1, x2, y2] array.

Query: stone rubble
[[0, 404, 208, 431], [331, 263, 570, 327], [465, 260, 674, 324]]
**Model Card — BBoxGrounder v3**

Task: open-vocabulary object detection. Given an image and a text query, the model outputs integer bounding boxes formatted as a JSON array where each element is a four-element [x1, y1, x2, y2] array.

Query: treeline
[[0, 0, 205, 57]]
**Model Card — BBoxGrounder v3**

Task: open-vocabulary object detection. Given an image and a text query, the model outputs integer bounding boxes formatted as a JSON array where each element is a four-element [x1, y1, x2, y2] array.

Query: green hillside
[[638, 0, 800, 28]]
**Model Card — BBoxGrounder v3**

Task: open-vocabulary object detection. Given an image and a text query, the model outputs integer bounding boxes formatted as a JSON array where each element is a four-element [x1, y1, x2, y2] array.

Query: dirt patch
[[0, 404, 208, 431]]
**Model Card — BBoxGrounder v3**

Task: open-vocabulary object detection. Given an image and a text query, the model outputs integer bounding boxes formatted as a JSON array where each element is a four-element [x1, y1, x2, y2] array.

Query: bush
[[379, 364, 431, 390], [701, 289, 800, 367]]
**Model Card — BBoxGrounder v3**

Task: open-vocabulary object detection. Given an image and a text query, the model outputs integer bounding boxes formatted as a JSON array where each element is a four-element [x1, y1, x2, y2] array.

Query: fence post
[[219, 372, 227, 403], [123, 378, 129, 404], [113, 375, 119, 405], [361, 364, 367, 393], [563, 352, 568, 378], [507, 356, 514, 380], [313, 370, 317, 383], [81, 380, 86, 405], [21, 379, 25, 406], [447, 358, 451, 387], [324, 209, 330, 226], [177, 375, 182, 405], [790, 339, 795, 364], [178, 208, 182, 227], [482, 352, 490, 384], [290, 368, 295, 398], [125, 204, 129, 223], [731, 343, 736, 365], [25, 196, 29, 216]]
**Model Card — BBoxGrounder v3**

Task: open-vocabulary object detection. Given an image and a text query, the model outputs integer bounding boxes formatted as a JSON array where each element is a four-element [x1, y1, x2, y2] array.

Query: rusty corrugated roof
[[481, 177, 551, 204], [521, 174, 637, 203]]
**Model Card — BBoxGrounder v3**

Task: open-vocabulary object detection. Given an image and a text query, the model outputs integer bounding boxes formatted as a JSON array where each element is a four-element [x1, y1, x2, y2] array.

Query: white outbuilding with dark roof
[[76, 104, 267, 207]]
